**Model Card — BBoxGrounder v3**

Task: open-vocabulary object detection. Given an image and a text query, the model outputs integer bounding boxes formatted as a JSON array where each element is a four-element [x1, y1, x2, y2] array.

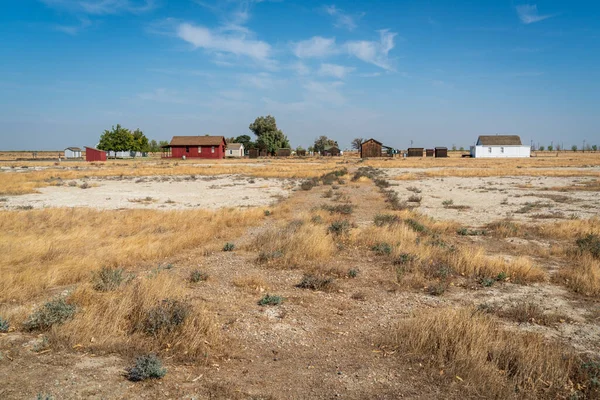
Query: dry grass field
[[1, 154, 600, 399]]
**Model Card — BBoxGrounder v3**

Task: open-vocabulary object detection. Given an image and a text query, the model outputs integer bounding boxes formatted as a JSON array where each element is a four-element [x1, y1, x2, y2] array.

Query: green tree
[[547, 145, 553, 151], [159, 140, 169, 147], [452, 144, 457, 151], [459, 146, 465, 151], [295, 146, 305, 152], [313, 136, 338, 154], [249, 115, 290, 155], [539, 145, 545, 151], [572, 145, 578, 152], [592, 145, 598, 152], [234, 135, 254, 148], [132, 129, 150, 153], [307, 146, 314, 153], [149, 140, 159, 153], [98, 124, 134, 154], [351, 138, 363, 150]]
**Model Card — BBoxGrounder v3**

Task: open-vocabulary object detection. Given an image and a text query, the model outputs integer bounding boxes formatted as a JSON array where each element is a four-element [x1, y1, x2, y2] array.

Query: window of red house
[[211, 146, 215, 153]]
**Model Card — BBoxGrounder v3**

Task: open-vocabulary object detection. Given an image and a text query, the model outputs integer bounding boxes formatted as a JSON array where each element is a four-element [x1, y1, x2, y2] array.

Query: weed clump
[[328, 220, 351, 236], [127, 354, 167, 382], [143, 299, 189, 336], [348, 269, 359, 278], [322, 204, 353, 215], [223, 242, 235, 252], [92, 266, 127, 292], [296, 274, 333, 291], [300, 179, 317, 190], [189, 270, 208, 283], [374, 214, 400, 227], [407, 195, 422, 203], [404, 218, 426, 233], [0, 317, 9, 332], [24, 298, 76, 331], [372, 242, 392, 256], [576, 234, 600, 259], [258, 294, 283, 306]]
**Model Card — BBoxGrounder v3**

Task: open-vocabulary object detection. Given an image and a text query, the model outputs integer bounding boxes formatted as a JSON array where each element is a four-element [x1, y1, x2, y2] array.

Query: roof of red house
[[169, 136, 226, 146]]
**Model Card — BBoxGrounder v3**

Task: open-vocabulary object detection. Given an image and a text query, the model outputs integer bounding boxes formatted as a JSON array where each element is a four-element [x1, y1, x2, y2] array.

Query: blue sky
[[0, 0, 598, 150]]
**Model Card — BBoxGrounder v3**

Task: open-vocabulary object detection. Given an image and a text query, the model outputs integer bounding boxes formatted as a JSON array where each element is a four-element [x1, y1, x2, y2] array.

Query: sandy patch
[[2, 175, 297, 210], [384, 175, 600, 225]]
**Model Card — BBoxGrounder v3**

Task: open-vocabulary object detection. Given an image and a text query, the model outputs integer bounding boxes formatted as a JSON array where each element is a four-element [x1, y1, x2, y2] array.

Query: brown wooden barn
[[248, 148, 259, 158], [426, 149, 434, 157], [276, 148, 291, 157], [323, 145, 340, 156], [259, 149, 268, 157], [360, 138, 383, 158], [296, 149, 306, 156], [435, 147, 448, 157], [407, 148, 424, 157]]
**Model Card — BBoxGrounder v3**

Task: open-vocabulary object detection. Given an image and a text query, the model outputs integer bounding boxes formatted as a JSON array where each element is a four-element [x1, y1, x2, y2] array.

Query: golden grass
[[555, 255, 600, 297], [0, 158, 349, 195], [391, 307, 578, 398], [0, 207, 265, 304], [248, 216, 337, 268], [232, 275, 270, 293], [52, 272, 220, 361]]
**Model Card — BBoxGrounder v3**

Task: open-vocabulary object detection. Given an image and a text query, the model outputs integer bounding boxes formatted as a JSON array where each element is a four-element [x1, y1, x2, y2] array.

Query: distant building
[[85, 147, 107, 162], [407, 148, 424, 157], [435, 147, 448, 158], [470, 135, 530, 158], [162, 136, 226, 159], [64, 147, 82, 159], [226, 143, 245, 157], [276, 148, 291, 157], [360, 138, 383, 158], [323, 145, 340, 156]]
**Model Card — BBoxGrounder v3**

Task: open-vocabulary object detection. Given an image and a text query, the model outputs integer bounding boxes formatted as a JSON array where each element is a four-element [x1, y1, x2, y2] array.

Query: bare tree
[[351, 138, 364, 150]]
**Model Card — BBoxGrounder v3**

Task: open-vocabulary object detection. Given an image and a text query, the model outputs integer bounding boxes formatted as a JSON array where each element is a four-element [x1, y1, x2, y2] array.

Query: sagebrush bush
[[300, 180, 316, 190], [143, 299, 189, 336], [296, 274, 334, 291], [189, 270, 208, 283], [404, 218, 426, 233], [372, 242, 392, 256], [0, 316, 9, 332], [24, 297, 76, 331], [92, 266, 126, 292], [328, 220, 351, 236], [576, 234, 600, 259], [374, 214, 400, 227], [223, 242, 235, 251], [322, 204, 353, 215], [257, 294, 283, 306], [127, 354, 167, 381]]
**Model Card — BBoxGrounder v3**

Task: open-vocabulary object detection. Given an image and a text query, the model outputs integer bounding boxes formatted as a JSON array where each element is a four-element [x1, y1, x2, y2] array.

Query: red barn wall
[[170, 144, 225, 159], [85, 148, 107, 162]]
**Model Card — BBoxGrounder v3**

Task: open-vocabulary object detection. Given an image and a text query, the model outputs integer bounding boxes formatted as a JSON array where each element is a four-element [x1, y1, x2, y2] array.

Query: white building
[[64, 147, 82, 159], [226, 143, 245, 157], [470, 135, 530, 158]]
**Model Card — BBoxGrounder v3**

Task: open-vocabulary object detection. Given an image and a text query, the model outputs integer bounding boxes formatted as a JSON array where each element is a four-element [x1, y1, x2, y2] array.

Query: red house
[[162, 136, 226, 159], [85, 146, 107, 162]]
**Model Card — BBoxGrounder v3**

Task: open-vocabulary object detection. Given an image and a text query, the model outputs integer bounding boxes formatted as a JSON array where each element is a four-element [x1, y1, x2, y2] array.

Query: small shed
[[276, 148, 291, 157], [248, 148, 259, 159], [323, 145, 340, 156], [85, 147, 107, 162], [64, 147, 82, 159], [259, 149, 268, 157], [226, 143, 245, 157], [425, 149, 434, 157], [407, 148, 424, 157], [435, 147, 448, 158], [296, 149, 306, 157], [360, 138, 383, 158]]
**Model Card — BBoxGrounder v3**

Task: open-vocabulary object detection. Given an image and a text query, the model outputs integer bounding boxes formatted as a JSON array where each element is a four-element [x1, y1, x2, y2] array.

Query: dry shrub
[[555, 255, 600, 297], [52, 273, 220, 361], [497, 302, 565, 325], [0, 207, 264, 304], [232, 275, 269, 292], [249, 219, 336, 268], [447, 248, 546, 283], [391, 307, 577, 398]]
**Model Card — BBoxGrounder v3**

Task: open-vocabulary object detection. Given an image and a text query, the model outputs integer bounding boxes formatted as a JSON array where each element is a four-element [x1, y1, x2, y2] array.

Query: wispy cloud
[[322, 5, 362, 31], [137, 88, 191, 104], [40, 0, 157, 15], [516, 4, 554, 24], [345, 30, 397, 71], [238, 72, 286, 89], [318, 63, 355, 79], [293, 36, 338, 58], [303, 81, 346, 105], [290, 62, 311, 76], [177, 23, 271, 61], [54, 18, 92, 35]]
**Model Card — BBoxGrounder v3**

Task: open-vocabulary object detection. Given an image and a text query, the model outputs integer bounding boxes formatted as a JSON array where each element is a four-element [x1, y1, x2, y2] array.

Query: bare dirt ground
[[1, 161, 600, 399], [386, 174, 600, 225], [1, 175, 297, 210]]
